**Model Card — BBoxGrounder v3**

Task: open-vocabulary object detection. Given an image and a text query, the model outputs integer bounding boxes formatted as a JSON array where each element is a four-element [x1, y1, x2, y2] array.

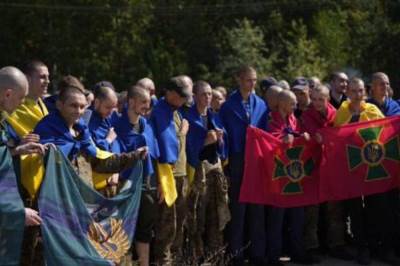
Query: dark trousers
[[267, 207, 305, 262], [226, 154, 265, 265], [364, 189, 398, 253]]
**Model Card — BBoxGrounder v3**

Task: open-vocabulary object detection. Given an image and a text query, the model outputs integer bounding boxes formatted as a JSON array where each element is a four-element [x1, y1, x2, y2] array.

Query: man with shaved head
[[329, 71, 348, 109], [137, 77, 156, 97], [366, 72, 400, 265], [7, 60, 50, 138], [114, 85, 160, 266], [137, 77, 158, 115], [0, 66, 48, 265], [88, 86, 119, 153]]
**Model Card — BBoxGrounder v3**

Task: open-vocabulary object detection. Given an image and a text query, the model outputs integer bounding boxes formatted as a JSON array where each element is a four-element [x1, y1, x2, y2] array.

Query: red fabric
[[240, 116, 400, 207], [240, 127, 319, 207], [267, 111, 302, 139], [301, 103, 336, 136], [319, 116, 400, 201]]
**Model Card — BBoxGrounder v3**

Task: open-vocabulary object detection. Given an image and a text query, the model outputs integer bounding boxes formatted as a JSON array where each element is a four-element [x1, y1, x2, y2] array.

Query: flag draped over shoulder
[[240, 127, 319, 208], [0, 145, 25, 266], [6, 98, 49, 199], [39, 147, 142, 266], [319, 116, 400, 201]]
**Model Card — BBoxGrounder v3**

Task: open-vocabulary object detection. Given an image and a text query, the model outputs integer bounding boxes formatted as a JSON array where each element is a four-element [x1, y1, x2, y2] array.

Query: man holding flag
[[0, 66, 47, 266], [219, 65, 268, 266], [365, 72, 400, 264], [333, 77, 384, 265]]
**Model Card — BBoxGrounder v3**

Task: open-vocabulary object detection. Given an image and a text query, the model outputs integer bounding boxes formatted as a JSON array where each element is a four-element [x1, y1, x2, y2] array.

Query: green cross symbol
[[347, 126, 400, 181], [273, 146, 314, 194]]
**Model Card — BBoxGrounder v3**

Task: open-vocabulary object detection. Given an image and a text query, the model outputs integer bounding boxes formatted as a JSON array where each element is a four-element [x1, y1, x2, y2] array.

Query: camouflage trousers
[[153, 175, 189, 265], [303, 201, 346, 250], [187, 160, 230, 260]]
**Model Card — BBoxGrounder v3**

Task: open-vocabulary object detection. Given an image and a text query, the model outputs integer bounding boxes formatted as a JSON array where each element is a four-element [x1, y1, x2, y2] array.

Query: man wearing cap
[[292, 77, 311, 118], [151, 77, 190, 265], [329, 72, 348, 109]]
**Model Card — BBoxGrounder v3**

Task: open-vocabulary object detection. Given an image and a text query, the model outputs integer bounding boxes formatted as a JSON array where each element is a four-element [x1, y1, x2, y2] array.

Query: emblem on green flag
[[273, 146, 314, 194], [347, 126, 400, 180]]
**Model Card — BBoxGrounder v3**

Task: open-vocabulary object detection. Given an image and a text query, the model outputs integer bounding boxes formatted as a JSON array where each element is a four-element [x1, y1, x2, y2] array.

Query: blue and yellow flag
[[39, 147, 143, 265], [0, 145, 25, 266]]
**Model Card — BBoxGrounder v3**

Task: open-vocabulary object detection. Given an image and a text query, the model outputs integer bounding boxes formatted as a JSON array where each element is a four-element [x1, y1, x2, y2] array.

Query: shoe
[[329, 246, 354, 261], [291, 254, 315, 265], [356, 247, 371, 265]]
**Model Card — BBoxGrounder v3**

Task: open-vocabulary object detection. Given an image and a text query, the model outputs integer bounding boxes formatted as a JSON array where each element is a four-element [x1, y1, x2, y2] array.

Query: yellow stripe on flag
[[156, 163, 177, 207]]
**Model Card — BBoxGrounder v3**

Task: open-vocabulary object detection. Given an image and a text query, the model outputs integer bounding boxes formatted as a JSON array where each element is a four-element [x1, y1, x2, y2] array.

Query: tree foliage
[[0, 0, 400, 96]]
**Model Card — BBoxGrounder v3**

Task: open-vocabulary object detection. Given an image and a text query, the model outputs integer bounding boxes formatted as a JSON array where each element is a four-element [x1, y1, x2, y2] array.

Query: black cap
[[292, 77, 309, 90], [260, 77, 278, 92]]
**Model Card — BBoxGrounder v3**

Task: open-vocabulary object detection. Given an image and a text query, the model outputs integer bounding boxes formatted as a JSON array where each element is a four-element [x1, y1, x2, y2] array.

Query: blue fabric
[[43, 94, 58, 113], [151, 97, 158, 108], [114, 110, 159, 179], [219, 90, 268, 155], [88, 110, 120, 153], [150, 98, 178, 164], [4, 121, 21, 145], [39, 147, 142, 265], [0, 145, 25, 266], [184, 105, 226, 168], [34, 111, 98, 160], [367, 97, 400, 117]]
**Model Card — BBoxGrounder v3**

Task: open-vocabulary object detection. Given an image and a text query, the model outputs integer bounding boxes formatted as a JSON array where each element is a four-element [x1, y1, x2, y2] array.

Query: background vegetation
[[1, 0, 399, 96]]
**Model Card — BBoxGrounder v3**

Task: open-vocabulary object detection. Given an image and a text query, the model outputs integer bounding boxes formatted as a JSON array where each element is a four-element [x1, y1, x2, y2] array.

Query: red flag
[[319, 116, 400, 201], [240, 127, 320, 207]]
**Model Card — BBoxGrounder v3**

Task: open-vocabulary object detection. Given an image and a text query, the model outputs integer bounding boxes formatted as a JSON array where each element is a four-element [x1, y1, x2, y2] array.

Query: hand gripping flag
[[240, 127, 319, 207], [319, 116, 400, 201], [0, 145, 25, 266], [39, 147, 142, 265]]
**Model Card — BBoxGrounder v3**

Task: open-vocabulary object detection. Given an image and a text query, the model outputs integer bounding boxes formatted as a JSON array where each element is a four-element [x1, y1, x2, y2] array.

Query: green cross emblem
[[273, 146, 314, 194], [347, 126, 400, 180]]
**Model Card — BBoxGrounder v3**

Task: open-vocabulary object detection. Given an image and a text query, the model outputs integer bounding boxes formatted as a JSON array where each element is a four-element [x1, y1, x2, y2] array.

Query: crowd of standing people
[[0, 60, 400, 266]]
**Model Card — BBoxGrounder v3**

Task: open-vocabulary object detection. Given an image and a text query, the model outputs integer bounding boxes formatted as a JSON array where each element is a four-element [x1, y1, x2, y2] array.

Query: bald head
[[0, 66, 28, 93], [371, 72, 390, 99], [128, 85, 150, 100], [0, 66, 29, 113], [278, 90, 297, 115], [137, 77, 155, 96], [265, 85, 283, 112], [94, 86, 118, 118], [128, 85, 151, 116], [278, 90, 297, 104]]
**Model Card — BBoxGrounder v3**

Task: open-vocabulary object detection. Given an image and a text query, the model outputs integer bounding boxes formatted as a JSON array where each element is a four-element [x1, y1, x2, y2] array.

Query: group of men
[[0, 60, 400, 266]]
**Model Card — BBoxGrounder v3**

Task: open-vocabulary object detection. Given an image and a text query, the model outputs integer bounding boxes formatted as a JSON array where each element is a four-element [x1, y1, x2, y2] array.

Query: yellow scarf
[[6, 98, 48, 198], [157, 163, 177, 207], [334, 100, 384, 126]]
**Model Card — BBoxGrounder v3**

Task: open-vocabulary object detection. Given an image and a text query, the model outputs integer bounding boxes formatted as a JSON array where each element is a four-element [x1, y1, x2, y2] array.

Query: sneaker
[[329, 246, 354, 261], [356, 247, 371, 265]]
